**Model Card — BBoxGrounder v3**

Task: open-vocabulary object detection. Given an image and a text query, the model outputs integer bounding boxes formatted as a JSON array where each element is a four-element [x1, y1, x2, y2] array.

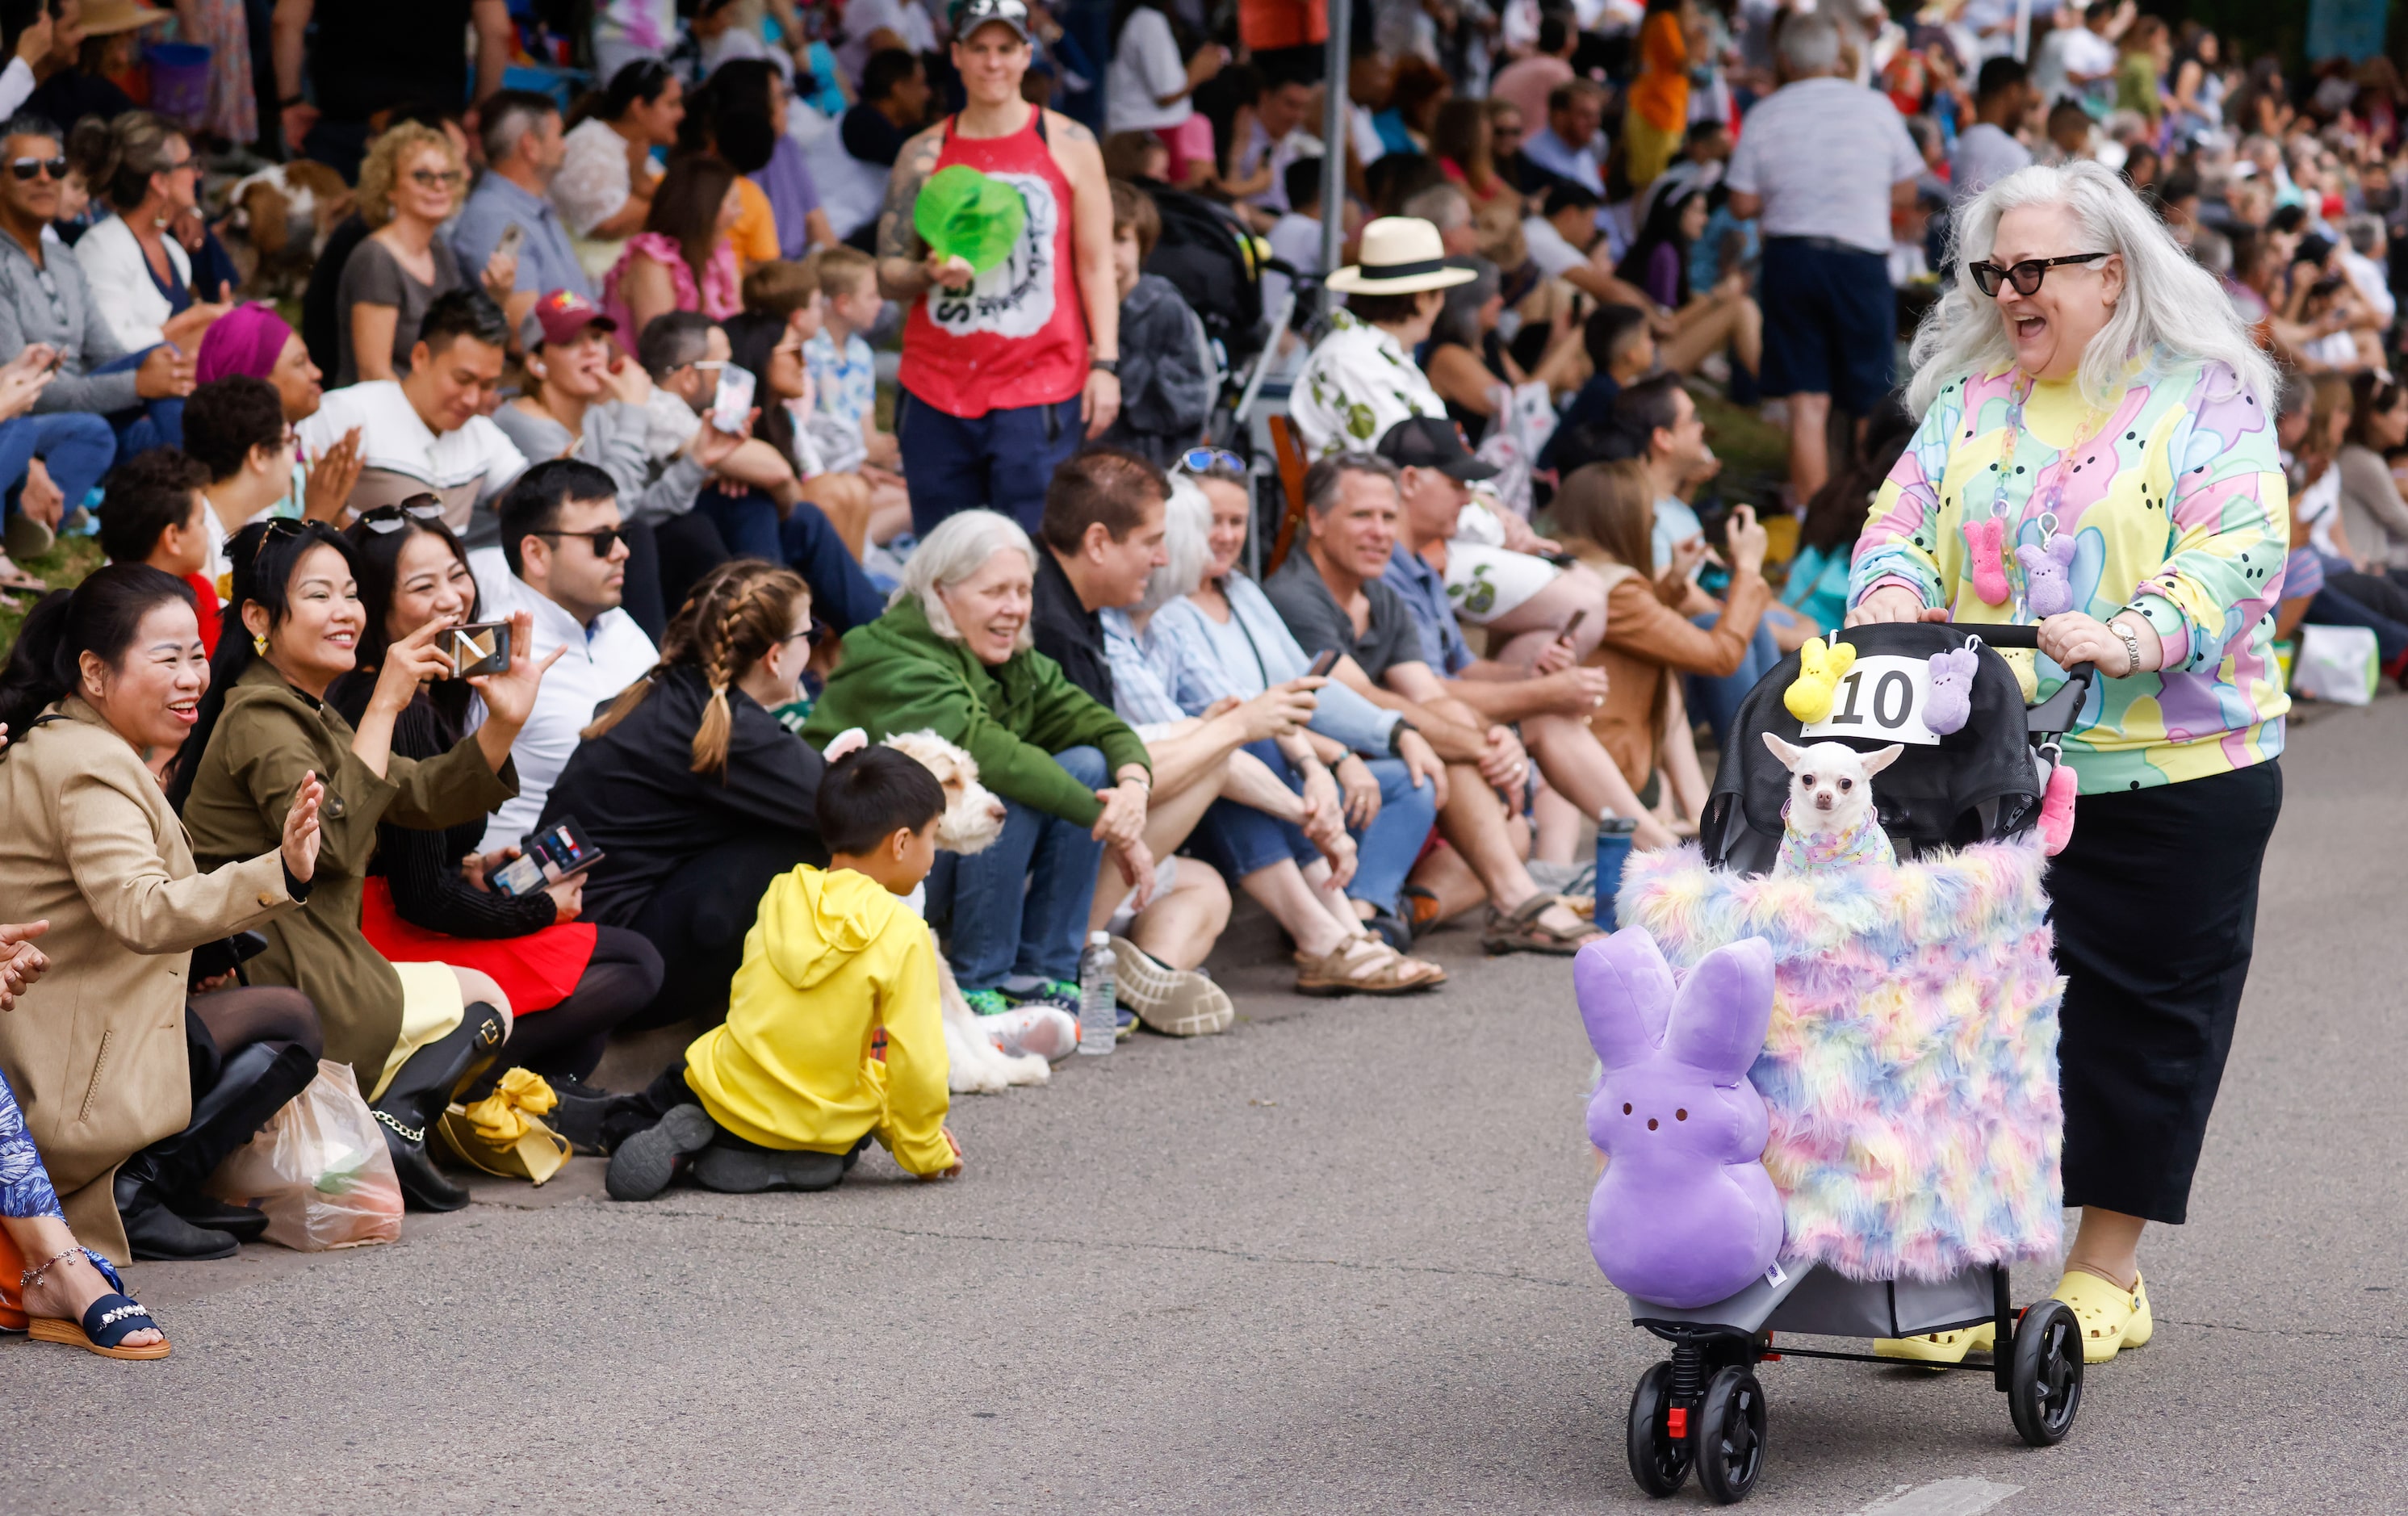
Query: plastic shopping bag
[[207, 1059, 403, 1251], [2293, 623, 2380, 706]]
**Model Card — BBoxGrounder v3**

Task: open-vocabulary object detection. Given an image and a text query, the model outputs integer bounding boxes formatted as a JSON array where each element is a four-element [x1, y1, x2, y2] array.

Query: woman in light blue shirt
[[1151, 459, 1442, 949]]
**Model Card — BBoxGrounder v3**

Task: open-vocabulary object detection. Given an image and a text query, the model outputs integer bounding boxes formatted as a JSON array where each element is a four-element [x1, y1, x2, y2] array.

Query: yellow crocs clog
[[1874, 1322, 1995, 1366], [2052, 1269, 2150, 1363]]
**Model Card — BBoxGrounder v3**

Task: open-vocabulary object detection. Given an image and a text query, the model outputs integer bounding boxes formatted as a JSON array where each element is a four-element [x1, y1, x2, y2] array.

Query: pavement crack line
[[2155, 1314, 2408, 1343], [469, 1195, 1590, 1289]]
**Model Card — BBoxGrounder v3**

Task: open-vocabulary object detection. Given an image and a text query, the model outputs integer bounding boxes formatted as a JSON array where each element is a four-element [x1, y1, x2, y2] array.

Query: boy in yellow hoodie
[[605, 748, 962, 1200]]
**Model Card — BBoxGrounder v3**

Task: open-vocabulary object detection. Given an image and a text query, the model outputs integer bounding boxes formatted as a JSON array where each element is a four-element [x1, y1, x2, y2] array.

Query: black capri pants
[[2046, 760, 2282, 1225]]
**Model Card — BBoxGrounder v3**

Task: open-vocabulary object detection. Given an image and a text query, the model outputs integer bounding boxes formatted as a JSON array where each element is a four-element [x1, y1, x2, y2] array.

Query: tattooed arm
[[1050, 112, 1122, 438], [876, 124, 974, 301]]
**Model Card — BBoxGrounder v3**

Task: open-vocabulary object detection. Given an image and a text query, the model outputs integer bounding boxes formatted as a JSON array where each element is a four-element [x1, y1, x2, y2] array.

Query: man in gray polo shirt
[[1726, 9, 1921, 504], [452, 90, 588, 345]]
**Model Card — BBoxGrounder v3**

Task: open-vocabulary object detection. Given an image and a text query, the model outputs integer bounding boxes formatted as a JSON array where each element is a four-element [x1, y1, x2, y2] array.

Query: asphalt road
[[9, 695, 2404, 1516]]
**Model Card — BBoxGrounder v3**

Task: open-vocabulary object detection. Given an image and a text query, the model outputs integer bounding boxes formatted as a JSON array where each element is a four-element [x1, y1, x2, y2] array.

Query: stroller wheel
[[1624, 1360, 1691, 1497], [1690, 1365, 1768, 1505], [2008, 1298, 2084, 1447]]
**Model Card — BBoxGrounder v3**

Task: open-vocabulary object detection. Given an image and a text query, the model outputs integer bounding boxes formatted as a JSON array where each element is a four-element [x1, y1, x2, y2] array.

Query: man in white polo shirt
[[1725, 9, 1921, 504], [467, 457, 658, 854], [295, 288, 526, 538]]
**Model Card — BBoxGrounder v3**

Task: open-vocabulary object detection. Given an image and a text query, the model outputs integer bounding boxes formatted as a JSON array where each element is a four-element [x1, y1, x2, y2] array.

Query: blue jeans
[[1346, 757, 1438, 908], [896, 389, 1084, 538], [1184, 741, 1321, 882], [2308, 587, 2408, 662], [0, 411, 115, 520], [90, 348, 184, 459], [1686, 616, 1782, 753], [693, 488, 886, 632], [925, 745, 1108, 990]]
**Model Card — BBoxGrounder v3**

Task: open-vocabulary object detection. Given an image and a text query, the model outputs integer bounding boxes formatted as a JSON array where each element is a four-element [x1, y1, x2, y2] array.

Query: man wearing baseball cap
[[1374, 416, 1673, 852], [875, 0, 1123, 538]]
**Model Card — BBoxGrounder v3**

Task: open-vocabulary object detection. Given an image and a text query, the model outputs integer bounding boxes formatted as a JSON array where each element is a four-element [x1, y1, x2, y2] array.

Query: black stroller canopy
[[1700, 622, 2046, 873]]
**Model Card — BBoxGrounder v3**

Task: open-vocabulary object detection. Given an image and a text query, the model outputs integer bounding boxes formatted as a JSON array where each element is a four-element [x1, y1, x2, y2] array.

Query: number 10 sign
[[1797, 654, 1944, 746]]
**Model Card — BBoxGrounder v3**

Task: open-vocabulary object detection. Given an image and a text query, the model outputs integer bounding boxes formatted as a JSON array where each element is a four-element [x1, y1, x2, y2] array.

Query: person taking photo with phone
[[327, 500, 661, 1150], [168, 517, 562, 1214]]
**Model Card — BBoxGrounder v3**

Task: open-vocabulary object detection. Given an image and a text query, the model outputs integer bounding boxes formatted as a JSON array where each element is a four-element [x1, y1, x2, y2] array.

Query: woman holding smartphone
[[169, 519, 553, 1212], [328, 501, 662, 1144]]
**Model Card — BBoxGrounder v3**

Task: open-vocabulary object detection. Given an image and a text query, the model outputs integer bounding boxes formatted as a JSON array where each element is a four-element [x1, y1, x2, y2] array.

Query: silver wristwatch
[[2111, 619, 2142, 676]]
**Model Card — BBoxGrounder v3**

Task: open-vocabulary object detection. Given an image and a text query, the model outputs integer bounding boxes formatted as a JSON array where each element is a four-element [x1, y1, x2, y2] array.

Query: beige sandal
[[1295, 936, 1444, 996], [1481, 893, 1603, 956]]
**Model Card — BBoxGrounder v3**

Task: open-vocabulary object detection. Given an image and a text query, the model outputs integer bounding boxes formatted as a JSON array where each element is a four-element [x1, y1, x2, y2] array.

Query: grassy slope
[[0, 534, 104, 656]]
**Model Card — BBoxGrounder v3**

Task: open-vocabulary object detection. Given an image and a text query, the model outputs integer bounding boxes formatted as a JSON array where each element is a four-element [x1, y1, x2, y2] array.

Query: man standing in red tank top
[[876, 0, 1121, 537]]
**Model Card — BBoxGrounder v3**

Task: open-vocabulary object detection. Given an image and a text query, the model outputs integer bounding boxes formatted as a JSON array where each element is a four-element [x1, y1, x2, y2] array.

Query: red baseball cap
[[529, 288, 616, 348]]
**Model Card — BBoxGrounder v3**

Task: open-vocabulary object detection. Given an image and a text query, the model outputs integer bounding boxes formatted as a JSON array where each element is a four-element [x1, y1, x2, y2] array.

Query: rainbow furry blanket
[[1617, 841, 2065, 1282]]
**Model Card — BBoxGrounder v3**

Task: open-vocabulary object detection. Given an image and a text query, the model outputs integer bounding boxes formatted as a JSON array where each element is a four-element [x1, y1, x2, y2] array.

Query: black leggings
[[467, 927, 664, 1097], [626, 832, 817, 1030], [186, 985, 322, 1086]]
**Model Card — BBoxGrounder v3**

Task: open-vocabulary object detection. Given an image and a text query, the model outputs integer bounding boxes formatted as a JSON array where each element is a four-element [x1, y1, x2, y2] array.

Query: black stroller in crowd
[[1610, 622, 2095, 1504]]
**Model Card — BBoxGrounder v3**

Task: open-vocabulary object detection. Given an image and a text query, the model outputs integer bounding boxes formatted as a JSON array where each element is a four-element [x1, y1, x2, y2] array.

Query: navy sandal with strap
[[24, 1249, 170, 1359]]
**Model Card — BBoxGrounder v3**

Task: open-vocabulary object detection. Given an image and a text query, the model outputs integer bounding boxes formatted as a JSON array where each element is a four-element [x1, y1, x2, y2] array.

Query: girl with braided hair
[[541, 559, 829, 1028]]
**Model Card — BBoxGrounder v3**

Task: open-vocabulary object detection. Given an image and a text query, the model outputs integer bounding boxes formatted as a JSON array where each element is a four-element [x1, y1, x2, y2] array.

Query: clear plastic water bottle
[[1078, 932, 1116, 1057]]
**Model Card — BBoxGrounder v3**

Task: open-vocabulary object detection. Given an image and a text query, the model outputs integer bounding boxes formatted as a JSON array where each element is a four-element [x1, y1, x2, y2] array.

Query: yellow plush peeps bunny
[[1782, 636, 1857, 723]]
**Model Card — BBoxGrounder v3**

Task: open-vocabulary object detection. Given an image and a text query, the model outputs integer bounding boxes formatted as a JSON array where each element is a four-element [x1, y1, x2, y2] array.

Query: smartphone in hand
[[446, 622, 511, 679]]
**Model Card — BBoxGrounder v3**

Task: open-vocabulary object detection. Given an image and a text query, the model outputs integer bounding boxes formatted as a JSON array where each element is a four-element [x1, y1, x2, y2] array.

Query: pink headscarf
[[195, 303, 295, 386]]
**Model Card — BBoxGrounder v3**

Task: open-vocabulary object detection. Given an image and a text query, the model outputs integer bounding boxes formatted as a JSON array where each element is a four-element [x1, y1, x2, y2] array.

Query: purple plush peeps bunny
[[1577, 928, 1784, 1309], [1925, 644, 1979, 735], [2015, 535, 2079, 618]]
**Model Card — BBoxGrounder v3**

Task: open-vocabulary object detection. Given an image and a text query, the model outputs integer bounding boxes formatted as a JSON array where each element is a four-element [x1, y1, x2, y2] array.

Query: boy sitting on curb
[[605, 745, 963, 1198]]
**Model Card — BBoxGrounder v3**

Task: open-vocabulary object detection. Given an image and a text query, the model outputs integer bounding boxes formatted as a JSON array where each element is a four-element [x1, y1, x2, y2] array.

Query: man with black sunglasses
[[469, 459, 660, 856], [0, 111, 196, 470]]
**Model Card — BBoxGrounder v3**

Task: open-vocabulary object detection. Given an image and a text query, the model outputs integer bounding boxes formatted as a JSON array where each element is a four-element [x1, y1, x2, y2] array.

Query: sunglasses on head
[[956, 0, 1029, 23], [356, 500, 448, 534], [1967, 252, 2114, 298], [533, 526, 626, 556], [1173, 446, 1245, 477], [9, 156, 66, 182]]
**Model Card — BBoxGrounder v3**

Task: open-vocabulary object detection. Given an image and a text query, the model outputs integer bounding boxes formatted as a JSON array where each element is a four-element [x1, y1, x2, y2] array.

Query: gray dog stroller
[[1604, 622, 2094, 1505]]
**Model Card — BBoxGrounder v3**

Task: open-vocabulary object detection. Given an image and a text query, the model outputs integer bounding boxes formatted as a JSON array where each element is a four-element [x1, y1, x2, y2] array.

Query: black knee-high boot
[[115, 1041, 318, 1259], [372, 1003, 506, 1213]]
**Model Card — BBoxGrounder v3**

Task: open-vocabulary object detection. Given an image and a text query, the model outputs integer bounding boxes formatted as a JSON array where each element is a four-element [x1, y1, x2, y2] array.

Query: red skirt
[[359, 877, 597, 1014]]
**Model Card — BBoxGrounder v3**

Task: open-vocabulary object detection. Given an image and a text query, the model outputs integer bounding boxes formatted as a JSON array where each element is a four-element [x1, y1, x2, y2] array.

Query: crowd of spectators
[[0, 0, 2393, 1357]]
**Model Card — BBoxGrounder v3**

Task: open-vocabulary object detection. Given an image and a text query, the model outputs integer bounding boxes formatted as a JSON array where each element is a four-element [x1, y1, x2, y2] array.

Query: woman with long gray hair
[[1849, 160, 2285, 1367]]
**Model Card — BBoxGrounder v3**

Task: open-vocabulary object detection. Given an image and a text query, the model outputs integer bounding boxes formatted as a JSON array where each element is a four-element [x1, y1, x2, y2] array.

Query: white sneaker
[[979, 1005, 1079, 1062], [1111, 936, 1234, 1036]]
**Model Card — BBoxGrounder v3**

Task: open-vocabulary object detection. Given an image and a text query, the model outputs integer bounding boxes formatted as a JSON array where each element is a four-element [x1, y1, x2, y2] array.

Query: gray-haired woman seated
[[803, 509, 1156, 1020]]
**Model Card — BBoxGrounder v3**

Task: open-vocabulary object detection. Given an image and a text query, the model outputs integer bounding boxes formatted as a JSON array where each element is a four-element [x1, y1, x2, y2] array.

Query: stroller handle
[[1940, 622, 2096, 731]]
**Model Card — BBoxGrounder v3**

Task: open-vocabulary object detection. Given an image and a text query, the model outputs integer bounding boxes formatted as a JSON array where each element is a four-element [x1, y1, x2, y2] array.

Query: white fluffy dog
[[838, 729, 1065, 1093]]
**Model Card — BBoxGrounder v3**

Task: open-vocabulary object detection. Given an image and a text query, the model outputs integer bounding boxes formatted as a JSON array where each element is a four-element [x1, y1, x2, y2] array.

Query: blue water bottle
[[1593, 814, 1639, 928]]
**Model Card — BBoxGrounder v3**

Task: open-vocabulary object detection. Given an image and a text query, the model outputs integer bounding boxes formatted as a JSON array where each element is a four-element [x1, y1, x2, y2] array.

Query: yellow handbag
[[437, 1068, 572, 1185]]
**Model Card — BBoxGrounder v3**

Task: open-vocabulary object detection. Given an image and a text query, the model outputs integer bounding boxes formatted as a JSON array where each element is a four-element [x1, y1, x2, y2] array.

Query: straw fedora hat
[[1325, 216, 1478, 295], [76, 0, 174, 36]]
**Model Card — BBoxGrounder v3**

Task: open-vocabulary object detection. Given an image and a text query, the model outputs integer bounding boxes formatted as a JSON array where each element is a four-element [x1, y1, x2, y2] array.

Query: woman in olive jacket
[[171, 521, 559, 1211]]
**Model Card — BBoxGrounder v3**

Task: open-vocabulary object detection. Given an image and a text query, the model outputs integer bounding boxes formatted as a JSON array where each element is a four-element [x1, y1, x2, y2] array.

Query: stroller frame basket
[[1610, 622, 2095, 1504]]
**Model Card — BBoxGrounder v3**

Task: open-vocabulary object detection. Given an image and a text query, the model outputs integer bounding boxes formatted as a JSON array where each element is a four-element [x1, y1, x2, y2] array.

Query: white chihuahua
[[1761, 735, 1904, 875]]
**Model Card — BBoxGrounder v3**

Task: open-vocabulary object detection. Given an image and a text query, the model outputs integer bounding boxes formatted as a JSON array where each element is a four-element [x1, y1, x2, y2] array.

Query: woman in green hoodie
[[804, 509, 1154, 1015]]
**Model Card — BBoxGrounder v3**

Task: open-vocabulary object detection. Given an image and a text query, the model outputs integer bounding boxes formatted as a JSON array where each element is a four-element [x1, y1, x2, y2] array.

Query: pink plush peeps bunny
[[1577, 928, 1784, 1309], [1966, 517, 2011, 605], [2015, 535, 2079, 618], [1925, 645, 1980, 735]]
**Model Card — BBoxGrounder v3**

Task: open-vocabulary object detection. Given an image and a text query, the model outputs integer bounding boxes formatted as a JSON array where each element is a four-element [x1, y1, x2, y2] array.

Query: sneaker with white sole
[[977, 1003, 1080, 1062], [1110, 936, 1233, 1036]]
